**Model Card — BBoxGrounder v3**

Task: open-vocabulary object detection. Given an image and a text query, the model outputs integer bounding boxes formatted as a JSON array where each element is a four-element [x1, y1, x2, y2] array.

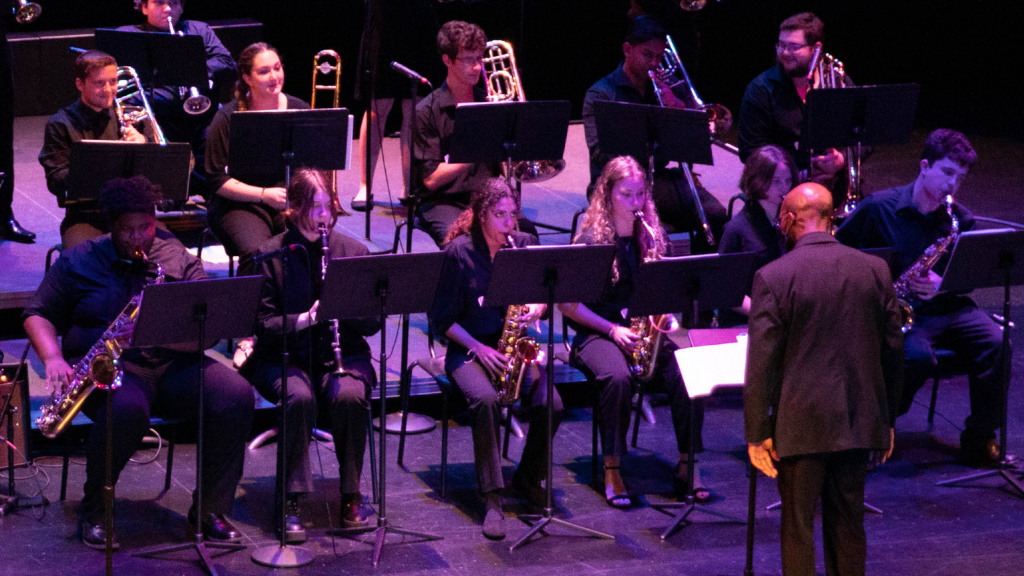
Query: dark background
[[10, 0, 1024, 141]]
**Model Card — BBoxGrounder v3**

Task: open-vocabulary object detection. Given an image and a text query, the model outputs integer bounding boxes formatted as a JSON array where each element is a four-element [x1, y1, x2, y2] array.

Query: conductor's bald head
[[778, 183, 833, 247]]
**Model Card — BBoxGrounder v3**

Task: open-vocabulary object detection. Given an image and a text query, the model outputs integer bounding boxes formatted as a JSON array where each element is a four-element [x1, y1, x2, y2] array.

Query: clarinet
[[319, 224, 346, 376]]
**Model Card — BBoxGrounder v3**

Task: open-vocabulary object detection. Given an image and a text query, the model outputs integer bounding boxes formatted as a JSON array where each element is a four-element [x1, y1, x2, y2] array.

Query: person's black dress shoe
[[0, 216, 35, 244], [276, 494, 306, 543], [959, 436, 1002, 467], [188, 508, 243, 542], [80, 517, 119, 551], [350, 199, 370, 212], [341, 493, 374, 528]]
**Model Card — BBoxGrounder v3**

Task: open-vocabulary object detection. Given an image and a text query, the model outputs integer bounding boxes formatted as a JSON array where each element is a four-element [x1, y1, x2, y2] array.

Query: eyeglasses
[[456, 55, 485, 65], [775, 42, 810, 53]]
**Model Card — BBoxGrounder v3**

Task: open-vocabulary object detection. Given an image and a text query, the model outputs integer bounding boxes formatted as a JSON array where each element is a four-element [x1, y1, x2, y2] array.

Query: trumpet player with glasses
[[557, 156, 708, 508], [38, 50, 157, 249], [429, 178, 561, 541], [836, 129, 1005, 466], [582, 15, 727, 252], [22, 175, 254, 551], [242, 168, 380, 542]]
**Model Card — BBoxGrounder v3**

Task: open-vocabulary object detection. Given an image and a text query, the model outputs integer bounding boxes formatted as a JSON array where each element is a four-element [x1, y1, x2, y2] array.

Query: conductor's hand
[[748, 439, 779, 479], [909, 270, 942, 300], [872, 428, 895, 466], [471, 344, 508, 380], [811, 147, 844, 175], [514, 304, 546, 326], [609, 325, 641, 354], [261, 187, 288, 210], [43, 355, 74, 393], [121, 125, 147, 143]]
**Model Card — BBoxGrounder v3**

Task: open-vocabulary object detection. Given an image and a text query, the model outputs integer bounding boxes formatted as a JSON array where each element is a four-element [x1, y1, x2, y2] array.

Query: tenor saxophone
[[493, 234, 539, 406], [893, 195, 959, 333], [627, 211, 680, 381], [35, 251, 165, 439]]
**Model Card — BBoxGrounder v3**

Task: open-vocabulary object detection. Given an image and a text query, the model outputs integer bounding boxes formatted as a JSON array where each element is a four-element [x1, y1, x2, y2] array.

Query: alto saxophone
[[893, 195, 959, 333], [627, 211, 680, 381], [35, 251, 165, 439], [494, 234, 539, 406], [319, 224, 346, 376]]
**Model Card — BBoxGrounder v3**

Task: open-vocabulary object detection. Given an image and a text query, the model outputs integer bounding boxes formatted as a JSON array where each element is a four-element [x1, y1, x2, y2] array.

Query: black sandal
[[604, 465, 631, 509]]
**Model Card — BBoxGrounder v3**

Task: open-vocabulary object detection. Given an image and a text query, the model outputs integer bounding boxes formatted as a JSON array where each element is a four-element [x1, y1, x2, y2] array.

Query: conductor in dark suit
[[744, 183, 903, 576]]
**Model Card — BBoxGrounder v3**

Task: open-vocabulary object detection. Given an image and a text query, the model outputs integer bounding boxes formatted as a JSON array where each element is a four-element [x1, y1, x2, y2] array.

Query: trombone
[[311, 50, 343, 204], [804, 46, 860, 218], [166, 17, 212, 115], [115, 66, 167, 145]]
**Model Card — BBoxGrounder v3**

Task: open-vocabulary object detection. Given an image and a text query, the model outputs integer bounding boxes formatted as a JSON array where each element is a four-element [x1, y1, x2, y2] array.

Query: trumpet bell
[[15, 1, 42, 24], [512, 159, 566, 184], [184, 93, 212, 115], [679, 0, 707, 10], [704, 103, 733, 136]]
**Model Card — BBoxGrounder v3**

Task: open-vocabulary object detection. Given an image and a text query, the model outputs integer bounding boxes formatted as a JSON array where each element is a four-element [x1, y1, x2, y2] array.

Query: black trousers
[[571, 335, 702, 457], [249, 357, 374, 495], [80, 354, 255, 523], [902, 304, 1004, 441], [776, 450, 869, 576], [652, 168, 728, 254], [446, 356, 563, 494], [0, 34, 13, 220], [207, 202, 286, 276]]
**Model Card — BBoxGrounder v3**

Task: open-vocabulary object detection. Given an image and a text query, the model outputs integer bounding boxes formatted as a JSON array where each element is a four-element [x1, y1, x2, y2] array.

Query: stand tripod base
[[766, 499, 883, 514], [134, 538, 246, 576], [334, 522, 443, 566], [651, 499, 745, 541], [935, 460, 1024, 498], [376, 411, 436, 434], [510, 512, 614, 551], [251, 543, 314, 568]]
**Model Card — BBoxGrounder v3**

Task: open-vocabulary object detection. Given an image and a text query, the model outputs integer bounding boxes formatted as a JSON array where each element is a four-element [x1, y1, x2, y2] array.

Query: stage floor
[[2, 116, 1024, 575]]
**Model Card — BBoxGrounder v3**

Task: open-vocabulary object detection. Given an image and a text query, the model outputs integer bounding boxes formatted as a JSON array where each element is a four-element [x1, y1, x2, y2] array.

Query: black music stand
[[593, 100, 717, 247], [64, 141, 193, 208], [627, 252, 754, 540], [449, 100, 571, 233], [803, 83, 919, 216], [132, 276, 263, 576], [483, 243, 618, 551], [95, 28, 207, 91], [319, 252, 445, 566], [933, 228, 1024, 498], [228, 109, 352, 210]]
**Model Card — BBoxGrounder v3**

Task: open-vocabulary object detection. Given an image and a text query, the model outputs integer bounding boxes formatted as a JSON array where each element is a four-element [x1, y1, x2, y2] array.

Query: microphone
[[253, 244, 304, 263], [391, 61, 430, 86]]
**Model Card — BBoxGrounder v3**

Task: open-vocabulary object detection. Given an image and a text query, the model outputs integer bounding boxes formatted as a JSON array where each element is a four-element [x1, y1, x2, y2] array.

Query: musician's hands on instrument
[[609, 325, 641, 354], [810, 148, 844, 175], [297, 300, 320, 331], [872, 428, 896, 466], [42, 356, 74, 392], [909, 270, 942, 300], [121, 125, 147, 143], [261, 186, 288, 210], [748, 438, 779, 479], [515, 304, 546, 325], [470, 344, 508, 380], [651, 75, 686, 109]]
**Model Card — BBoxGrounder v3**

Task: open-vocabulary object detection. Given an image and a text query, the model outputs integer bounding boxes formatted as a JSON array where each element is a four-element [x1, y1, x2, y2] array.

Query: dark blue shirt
[[567, 227, 643, 347], [719, 200, 785, 325]]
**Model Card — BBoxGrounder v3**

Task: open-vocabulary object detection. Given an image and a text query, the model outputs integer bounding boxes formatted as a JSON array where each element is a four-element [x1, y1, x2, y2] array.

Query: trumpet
[[167, 17, 212, 115], [483, 40, 566, 184], [115, 66, 167, 145], [14, 0, 42, 24]]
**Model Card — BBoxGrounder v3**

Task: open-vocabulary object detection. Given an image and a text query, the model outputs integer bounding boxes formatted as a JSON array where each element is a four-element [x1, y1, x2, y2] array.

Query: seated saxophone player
[[737, 12, 852, 205], [428, 178, 561, 541], [116, 0, 237, 194], [22, 176, 254, 551], [836, 129, 1005, 466], [557, 156, 708, 508], [241, 168, 379, 542], [413, 20, 537, 248], [38, 50, 156, 249], [581, 15, 727, 253], [717, 145, 794, 326]]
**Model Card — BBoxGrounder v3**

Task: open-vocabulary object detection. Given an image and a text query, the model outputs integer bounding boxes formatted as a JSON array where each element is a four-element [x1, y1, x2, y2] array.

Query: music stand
[[449, 100, 571, 233], [132, 276, 263, 576], [483, 243, 618, 551], [803, 83, 919, 216], [64, 141, 193, 208], [933, 228, 1024, 498], [593, 100, 717, 247], [95, 28, 207, 90], [319, 252, 445, 566], [228, 109, 353, 209]]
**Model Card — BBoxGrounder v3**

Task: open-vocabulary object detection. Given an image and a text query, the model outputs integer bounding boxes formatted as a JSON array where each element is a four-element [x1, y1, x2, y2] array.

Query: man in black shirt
[[737, 12, 849, 201], [23, 176, 254, 550], [836, 129, 1004, 466], [0, 15, 35, 243], [38, 50, 154, 249], [582, 16, 726, 252]]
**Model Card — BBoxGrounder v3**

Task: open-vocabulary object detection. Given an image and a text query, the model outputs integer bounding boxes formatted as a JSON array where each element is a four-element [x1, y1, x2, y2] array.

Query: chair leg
[[631, 387, 646, 448], [502, 409, 512, 459], [397, 367, 412, 467], [164, 424, 176, 492], [928, 375, 941, 424], [592, 397, 601, 488], [60, 436, 71, 502], [366, 400, 378, 504], [440, 394, 449, 499]]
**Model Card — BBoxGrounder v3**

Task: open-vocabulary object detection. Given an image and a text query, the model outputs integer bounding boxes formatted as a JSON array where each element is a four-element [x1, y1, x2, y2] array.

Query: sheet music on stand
[[674, 336, 748, 398]]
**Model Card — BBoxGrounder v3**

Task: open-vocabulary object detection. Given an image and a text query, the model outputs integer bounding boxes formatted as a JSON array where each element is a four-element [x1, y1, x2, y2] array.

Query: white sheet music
[[674, 335, 747, 399]]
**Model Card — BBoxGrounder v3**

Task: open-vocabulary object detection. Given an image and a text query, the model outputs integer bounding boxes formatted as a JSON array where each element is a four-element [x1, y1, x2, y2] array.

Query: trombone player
[[582, 15, 727, 253], [38, 50, 157, 249]]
